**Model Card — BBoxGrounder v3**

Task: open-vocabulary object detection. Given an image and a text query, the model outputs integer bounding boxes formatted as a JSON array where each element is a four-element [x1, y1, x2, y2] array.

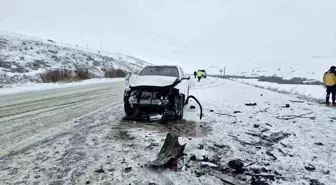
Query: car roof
[[144, 65, 179, 68]]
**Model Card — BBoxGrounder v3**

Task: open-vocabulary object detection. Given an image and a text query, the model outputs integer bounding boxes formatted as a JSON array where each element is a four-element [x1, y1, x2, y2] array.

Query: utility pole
[[223, 67, 226, 78]]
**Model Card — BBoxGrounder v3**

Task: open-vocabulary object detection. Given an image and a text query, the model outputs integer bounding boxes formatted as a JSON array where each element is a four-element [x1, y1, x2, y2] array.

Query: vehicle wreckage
[[123, 65, 202, 122]]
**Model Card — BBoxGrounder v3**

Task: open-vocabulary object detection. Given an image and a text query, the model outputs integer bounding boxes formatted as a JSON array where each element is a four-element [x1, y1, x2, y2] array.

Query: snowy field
[[205, 61, 335, 82], [0, 77, 335, 185], [232, 78, 326, 102], [0, 78, 124, 95]]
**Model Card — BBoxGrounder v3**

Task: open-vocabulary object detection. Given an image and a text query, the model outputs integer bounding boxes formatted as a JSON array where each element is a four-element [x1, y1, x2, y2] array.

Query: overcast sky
[[1, 0, 336, 71]]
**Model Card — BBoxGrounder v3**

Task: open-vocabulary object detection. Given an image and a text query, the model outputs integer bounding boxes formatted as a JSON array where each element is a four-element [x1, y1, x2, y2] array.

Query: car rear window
[[139, 67, 179, 77]]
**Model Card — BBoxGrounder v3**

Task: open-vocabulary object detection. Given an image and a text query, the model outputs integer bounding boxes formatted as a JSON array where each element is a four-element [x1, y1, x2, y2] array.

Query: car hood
[[129, 75, 179, 87]]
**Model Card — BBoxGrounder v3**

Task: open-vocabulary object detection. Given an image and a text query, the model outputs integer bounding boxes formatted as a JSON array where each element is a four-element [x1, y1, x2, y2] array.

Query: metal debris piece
[[148, 133, 186, 167], [305, 164, 316, 171], [228, 160, 244, 170], [245, 103, 257, 106], [94, 166, 105, 173]]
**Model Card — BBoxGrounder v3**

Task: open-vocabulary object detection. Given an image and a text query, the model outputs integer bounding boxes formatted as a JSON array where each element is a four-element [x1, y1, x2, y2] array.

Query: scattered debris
[[260, 129, 269, 133], [259, 108, 269, 113], [210, 110, 214, 112], [94, 166, 105, 173], [190, 105, 196, 109], [214, 143, 226, 148], [265, 123, 272, 127], [195, 170, 206, 177], [215, 112, 236, 117], [166, 157, 185, 170], [190, 155, 197, 161], [250, 176, 269, 185], [265, 151, 277, 160], [198, 144, 204, 149], [228, 160, 244, 170], [289, 100, 304, 103], [148, 133, 186, 168], [285, 104, 290, 108], [124, 167, 132, 173], [305, 164, 316, 171], [146, 142, 160, 149], [208, 169, 240, 185], [107, 168, 115, 172], [323, 170, 330, 175], [233, 111, 242, 114], [254, 124, 260, 128], [309, 179, 325, 185], [86, 181, 91, 184], [276, 111, 314, 120], [314, 142, 324, 146], [245, 132, 291, 146], [245, 103, 257, 106], [245, 161, 257, 168], [200, 162, 218, 168], [202, 155, 209, 161]]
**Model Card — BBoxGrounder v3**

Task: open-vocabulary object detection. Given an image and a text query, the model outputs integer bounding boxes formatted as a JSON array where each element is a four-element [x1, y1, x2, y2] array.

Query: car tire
[[177, 95, 185, 120], [124, 97, 135, 116], [185, 87, 190, 105]]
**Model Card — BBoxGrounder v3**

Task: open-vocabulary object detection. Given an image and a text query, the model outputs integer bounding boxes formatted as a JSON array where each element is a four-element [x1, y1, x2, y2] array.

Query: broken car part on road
[[148, 133, 186, 168]]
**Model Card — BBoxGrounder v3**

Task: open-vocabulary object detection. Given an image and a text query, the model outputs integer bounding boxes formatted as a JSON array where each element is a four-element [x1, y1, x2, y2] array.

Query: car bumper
[[129, 97, 169, 106]]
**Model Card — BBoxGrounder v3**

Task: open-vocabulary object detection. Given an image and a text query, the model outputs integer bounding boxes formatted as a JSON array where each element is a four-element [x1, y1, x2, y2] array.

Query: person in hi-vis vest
[[323, 66, 336, 104]]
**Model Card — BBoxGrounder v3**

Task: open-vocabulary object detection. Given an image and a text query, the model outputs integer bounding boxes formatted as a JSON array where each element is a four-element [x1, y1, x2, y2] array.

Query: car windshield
[[139, 67, 179, 77]]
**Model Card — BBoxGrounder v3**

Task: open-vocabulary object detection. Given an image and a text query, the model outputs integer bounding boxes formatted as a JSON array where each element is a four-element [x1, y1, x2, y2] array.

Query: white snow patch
[[233, 78, 325, 100]]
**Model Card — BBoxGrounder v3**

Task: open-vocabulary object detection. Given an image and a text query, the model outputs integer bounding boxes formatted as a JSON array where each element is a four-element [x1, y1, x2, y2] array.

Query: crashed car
[[124, 65, 190, 120]]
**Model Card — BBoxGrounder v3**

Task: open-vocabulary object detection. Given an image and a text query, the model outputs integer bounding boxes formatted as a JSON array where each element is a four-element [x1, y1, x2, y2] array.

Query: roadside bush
[[40, 68, 72, 83], [104, 68, 127, 78], [74, 68, 90, 80]]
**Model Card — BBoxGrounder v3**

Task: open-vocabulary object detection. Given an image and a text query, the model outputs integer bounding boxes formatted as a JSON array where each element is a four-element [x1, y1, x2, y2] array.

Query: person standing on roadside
[[194, 71, 197, 78], [197, 70, 202, 82], [323, 66, 336, 104]]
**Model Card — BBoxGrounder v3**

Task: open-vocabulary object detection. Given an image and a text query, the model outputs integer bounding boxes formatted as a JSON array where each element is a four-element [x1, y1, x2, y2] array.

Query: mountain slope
[[0, 31, 151, 85]]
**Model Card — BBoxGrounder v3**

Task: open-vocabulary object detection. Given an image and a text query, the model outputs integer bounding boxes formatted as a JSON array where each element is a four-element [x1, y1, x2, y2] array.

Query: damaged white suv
[[124, 65, 190, 120]]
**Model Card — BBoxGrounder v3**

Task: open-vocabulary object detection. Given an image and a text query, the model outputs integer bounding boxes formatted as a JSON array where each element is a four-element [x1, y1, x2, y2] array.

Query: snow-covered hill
[[0, 31, 151, 85]]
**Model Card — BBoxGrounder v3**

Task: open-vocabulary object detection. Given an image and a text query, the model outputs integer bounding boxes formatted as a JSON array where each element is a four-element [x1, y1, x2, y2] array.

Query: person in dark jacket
[[323, 66, 336, 104], [193, 71, 197, 78]]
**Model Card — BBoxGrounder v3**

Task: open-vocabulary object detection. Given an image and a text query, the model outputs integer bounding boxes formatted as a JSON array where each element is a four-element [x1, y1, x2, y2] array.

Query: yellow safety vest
[[323, 72, 336, 86], [197, 71, 202, 77]]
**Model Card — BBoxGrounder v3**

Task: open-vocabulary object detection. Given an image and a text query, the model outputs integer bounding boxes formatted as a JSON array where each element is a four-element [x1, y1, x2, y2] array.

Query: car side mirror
[[125, 72, 132, 80], [124, 72, 132, 86]]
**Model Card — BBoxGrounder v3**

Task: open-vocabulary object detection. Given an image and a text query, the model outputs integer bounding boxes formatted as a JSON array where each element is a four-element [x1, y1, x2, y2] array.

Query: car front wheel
[[176, 95, 185, 120], [124, 97, 135, 116]]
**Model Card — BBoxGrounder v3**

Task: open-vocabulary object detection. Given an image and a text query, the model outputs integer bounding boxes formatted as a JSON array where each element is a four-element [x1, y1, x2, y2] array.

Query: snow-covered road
[[0, 81, 124, 157], [0, 78, 335, 185]]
